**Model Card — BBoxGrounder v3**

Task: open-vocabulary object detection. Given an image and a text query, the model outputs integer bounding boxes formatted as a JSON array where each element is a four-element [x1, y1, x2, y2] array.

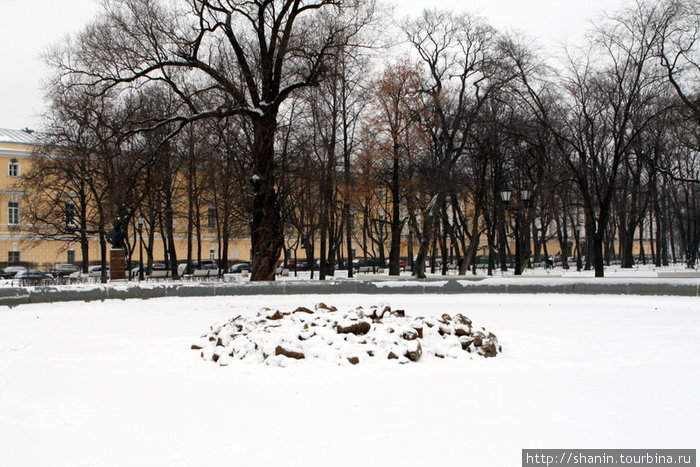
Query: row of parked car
[[0, 264, 113, 282], [1, 256, 408, 282]]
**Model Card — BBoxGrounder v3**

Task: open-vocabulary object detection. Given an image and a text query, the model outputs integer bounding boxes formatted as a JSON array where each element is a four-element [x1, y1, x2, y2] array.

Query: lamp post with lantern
[[500, 186, 533, 276]]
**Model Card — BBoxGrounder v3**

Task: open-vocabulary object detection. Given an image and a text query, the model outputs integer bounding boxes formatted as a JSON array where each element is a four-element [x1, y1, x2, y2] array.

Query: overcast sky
[[0, 0, 626, 130]]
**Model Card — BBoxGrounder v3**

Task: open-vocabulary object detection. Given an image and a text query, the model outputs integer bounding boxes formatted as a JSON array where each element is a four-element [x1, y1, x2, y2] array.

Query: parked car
[[88, 265, 110, 279], [177, 260, 218, 276], [52, 263, 81, 277], [229, 262, 252, 273], [287, 260, 309, 271], [151, 263, 167, 271], [15, 269, 54, 283], [1, 265, 27, 279], [353, 258, 385, 271]]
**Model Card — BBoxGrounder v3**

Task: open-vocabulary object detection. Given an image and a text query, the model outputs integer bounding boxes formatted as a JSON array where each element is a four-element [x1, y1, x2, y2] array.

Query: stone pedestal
[[110, 248, 126, 280]]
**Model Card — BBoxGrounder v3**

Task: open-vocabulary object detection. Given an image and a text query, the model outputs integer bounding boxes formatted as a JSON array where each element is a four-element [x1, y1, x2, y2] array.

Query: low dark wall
[[0, 279, 698, 308]]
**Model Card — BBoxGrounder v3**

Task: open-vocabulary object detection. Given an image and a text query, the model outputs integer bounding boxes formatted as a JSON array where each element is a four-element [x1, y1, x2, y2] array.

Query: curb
[[1, 279, 698, 308]]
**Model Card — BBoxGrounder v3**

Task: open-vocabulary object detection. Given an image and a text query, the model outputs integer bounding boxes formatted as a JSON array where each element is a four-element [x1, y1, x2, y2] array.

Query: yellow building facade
[[0, 128, 256, 270]]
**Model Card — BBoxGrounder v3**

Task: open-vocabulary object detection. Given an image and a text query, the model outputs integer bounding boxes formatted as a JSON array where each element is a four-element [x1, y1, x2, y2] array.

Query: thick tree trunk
[[250, 114, 284, 281], [620, 226, 635, 268]]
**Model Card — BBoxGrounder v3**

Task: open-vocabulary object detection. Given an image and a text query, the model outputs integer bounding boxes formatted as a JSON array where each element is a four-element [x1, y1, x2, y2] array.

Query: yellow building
[[0, 128, 256, 271]]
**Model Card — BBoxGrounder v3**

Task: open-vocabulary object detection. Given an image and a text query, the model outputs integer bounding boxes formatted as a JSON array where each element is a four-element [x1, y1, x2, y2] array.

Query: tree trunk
[[389, 154, 402, 276], [250, 114, 284, 281]]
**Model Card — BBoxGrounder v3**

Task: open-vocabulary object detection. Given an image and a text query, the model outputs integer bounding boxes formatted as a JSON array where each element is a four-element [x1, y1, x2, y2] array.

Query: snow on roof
[[0, 128, 40, 145]]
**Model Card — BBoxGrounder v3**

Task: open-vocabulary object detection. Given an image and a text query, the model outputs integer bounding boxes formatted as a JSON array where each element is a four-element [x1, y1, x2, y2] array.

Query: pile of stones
[[192, 303, 501, 366]]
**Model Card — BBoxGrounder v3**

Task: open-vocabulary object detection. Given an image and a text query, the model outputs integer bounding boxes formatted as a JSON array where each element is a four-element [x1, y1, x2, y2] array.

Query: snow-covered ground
[[1, 294, 698, 466]]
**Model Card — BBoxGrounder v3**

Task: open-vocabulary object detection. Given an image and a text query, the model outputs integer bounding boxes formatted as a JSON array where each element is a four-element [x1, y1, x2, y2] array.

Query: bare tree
[[55, 0, 377, 281], [403, 9, 508, 278]]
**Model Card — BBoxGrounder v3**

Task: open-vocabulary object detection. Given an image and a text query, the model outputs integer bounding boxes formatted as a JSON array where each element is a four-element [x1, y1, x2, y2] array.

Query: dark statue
[[106, 218, 127, 250]]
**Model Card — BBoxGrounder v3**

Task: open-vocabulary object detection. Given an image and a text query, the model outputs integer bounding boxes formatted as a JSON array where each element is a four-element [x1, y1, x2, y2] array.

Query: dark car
[[285, 260, 309, 271], [354, 258, 385, 271], [1, 266, 27, 279], [229, 262, 252, 273], [52, 263, 81, 277], [15, 269, 54, 283], [178, 260, 218, 276]]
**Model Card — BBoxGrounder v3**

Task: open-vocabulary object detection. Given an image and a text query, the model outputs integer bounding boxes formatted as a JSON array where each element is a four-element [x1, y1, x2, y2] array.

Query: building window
[[8, 201, 19, 225], [67, 250, 75, 264], [210, 248, 216, 261], [8, 251, 20, 264], [8, 159, 20, 177], [207, 207, 216, 228], [65, 202, 77, 228]]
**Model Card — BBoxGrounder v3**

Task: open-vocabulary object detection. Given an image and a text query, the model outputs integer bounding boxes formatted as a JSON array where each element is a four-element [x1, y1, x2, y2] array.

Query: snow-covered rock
[[193, 304, 501, 366]]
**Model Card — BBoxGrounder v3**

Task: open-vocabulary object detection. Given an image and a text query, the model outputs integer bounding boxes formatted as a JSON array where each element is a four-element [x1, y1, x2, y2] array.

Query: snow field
[[0, 293, 698, 466]]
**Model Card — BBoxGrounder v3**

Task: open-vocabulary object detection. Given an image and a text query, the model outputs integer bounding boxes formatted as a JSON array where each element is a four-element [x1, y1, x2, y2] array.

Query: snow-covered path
[[1, 294, 698, 466]]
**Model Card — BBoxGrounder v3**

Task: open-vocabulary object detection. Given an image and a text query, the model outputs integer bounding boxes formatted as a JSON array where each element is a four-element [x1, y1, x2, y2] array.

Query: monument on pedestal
[[107, 218, 127, 281]]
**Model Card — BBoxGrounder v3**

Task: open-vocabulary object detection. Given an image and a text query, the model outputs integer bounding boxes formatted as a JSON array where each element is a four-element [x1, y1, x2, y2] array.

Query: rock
[[459, 336, 474, 350], [453, 313, 472, 326], [275, 345, 305, 360], [294, 306, 314, 314], [387, 351, 399, 360], [298, 331, 316, 341], [213, 345, 226, 361], [347, 356, 360, 365], [337, 321, 371, 335], [480, 342, 498, 358], [401, 329, 419, 341], [411, 325, 424, 339], [454, 325, 471, 337], [405, 341, 422, 362], [191, 343, 205, 350], [267, 310, 285, 320], [389, 309, 405, 318], [441, 313, 452, 323]]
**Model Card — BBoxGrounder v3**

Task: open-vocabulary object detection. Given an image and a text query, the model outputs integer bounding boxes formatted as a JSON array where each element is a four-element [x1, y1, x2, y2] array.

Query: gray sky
[[0, 0, 625, 130]]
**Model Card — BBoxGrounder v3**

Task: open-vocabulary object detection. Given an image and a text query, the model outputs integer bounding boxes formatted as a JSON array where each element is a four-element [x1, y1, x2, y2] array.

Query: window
[[8, 251, 20, 264], [207, 208, 216, 228], [65, 202, 77, 228], [8, 159, 19, 177], [8, 201, 19, 225], [210, 248, 216, 261], [67, 250, 75, 264]]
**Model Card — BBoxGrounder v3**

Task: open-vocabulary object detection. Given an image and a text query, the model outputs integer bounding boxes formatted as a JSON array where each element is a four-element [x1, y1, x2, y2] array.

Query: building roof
[[0, 128, 40, 145]]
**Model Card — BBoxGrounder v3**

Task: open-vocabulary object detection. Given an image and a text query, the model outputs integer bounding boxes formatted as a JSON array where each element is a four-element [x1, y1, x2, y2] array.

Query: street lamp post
[[501, 187, 533, 276], [137, 216, 144, 281]]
